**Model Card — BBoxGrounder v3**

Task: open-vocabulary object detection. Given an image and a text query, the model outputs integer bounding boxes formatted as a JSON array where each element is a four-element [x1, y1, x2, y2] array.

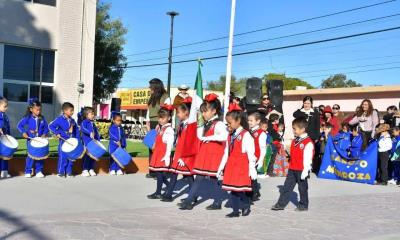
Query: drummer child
[[49, 102, 79, 178], [0, 97, 11, 178], [178, 93, 228, 210], [108, 112, 126, 176], [217, 104, 257, 217], [80, 107, 100, 177], [161, 98, 195, 202], [147, 104, 174, 199], [17, 98, 49, 178]]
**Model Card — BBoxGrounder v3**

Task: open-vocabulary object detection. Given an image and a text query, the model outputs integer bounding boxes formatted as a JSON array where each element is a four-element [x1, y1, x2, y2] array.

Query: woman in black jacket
[[293, 96, 320, 141]]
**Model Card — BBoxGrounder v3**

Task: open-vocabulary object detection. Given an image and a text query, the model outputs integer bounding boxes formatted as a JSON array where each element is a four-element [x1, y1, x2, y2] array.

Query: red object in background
[[100, 104, 109, 119]]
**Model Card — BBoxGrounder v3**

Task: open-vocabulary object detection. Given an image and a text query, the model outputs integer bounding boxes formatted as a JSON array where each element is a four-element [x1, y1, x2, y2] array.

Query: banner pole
[[223, 0, 236, 122]]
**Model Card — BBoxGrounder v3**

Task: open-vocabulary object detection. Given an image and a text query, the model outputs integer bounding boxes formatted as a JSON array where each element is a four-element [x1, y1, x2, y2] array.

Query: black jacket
[[293, 108, 320, 141]]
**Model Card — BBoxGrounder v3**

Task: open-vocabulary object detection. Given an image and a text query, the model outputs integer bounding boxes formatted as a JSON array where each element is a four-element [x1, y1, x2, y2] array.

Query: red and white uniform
[[289, 133, 314, 172], [169, 119, 196, 175], [219, 127, 256, 192], [250, 126, 267, 164], [149, 123, 174, 172], [192, 116, 228, 177]]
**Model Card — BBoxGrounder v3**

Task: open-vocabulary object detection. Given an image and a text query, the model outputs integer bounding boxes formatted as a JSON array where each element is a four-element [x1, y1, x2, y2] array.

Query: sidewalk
[[0, 174, 399, 240]]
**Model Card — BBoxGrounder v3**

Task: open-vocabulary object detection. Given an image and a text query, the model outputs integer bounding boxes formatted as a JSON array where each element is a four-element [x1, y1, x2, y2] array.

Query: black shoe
[[66, 174, 74, 178], [225, 212, 240, 218], [160, 195, 173, 202], [145, 173, 155, 179], [178, 202, 193, 210], [147, 193, 162, 199], [252, 195, 260, 202], [242, 208, 251, 216], [57, 174, 65, 178], [271, 204, 285, 211], [180, 197, 198, 204], [295, 206, 308, 212], [205, 204, 222, 210], [381, 182, 388, 186], [396, 181, 400, 186]]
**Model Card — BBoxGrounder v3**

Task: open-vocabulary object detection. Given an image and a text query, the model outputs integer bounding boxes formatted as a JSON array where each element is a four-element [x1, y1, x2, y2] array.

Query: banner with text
[[318, 137, 377, 185], [117, 89, 151, 110]]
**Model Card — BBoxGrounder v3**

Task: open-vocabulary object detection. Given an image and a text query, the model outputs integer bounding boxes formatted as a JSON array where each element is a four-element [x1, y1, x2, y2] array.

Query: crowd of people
[[1, 77, 399, 218]]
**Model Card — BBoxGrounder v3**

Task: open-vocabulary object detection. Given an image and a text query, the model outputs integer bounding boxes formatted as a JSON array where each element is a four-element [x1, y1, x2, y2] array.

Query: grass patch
[[15, 138, 149, 158]]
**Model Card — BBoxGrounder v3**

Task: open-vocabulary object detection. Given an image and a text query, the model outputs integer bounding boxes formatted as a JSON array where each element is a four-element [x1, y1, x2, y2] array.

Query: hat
[[266, 109, 283, 120], [178, 84, 189, 90], [376, 123, 390, 133], [323, 105, 333, 114]]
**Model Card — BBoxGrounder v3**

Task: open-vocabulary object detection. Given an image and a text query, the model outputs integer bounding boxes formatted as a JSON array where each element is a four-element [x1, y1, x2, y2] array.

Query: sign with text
[[117, 89, 151, 110], [318, 137, 377, 185]]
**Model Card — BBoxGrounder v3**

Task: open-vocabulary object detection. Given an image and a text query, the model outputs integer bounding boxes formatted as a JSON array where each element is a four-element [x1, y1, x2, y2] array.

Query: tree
[[320, 74, 362, 88], [93, 2, 127, 104], [263, 73, 314, 91], [207, 75, 247, 96]]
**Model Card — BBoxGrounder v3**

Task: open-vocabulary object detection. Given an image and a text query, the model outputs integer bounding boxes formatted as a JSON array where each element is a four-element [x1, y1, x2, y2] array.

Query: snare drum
[[61, 138, 86, 161], [111, 147, 133, 169], [86, 139, 107, 161], [28, 137, 49, 160], [0, 135, 19, 160]]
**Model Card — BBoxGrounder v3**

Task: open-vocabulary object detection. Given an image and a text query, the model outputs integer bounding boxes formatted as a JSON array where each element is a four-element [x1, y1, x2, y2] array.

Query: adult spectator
[[322, 105, 340, 136], [172, 84, 190, 108], [383, 105, 399, 128], [349, 99, 379, 143], [146, 78, 171, 178], [293, 96, 320, 141], [332, 104, 345, 125], [257, 94, 274, 119]]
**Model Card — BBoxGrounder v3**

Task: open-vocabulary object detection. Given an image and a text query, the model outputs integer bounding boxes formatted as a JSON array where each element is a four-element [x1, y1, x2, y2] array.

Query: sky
[[105, 0, 400, 90]]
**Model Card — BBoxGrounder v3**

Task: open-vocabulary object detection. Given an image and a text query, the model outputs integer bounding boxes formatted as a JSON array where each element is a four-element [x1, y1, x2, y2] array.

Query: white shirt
[[378, 134, 392, 152], [145, 97, 171, 121], [219, 127, 257, 172], [197, 116, 228, 142], [251, 126, 267, 163], [160, 123, 174, 159]]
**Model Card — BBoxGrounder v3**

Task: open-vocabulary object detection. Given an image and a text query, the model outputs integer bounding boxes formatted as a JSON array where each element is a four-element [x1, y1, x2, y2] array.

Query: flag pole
[[223, 0, 236, 122]]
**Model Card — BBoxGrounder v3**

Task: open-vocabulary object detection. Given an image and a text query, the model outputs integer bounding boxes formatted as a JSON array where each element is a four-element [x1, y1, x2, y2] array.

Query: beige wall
[[0, 0, 96, 134], [282, 88, 400, 142]]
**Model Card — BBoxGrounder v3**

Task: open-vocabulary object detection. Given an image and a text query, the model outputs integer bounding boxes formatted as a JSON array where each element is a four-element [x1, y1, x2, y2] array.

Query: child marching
[[108, 112, 127, 176], [0, 97, 11, 178], [17, 98, 49, 178], [272, 117, 314, 211], [217, 104, 257, 217], [178, 93, 228, 210], [147, 104, 175, 199], [247, 112, 267, 201], [49, 102, 80, 177], [80, 107, 100, 177], [162, 98, 195, 202]]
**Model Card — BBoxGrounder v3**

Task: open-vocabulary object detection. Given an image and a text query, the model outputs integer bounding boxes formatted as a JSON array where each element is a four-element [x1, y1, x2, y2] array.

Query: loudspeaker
[[111, 98, 121, 112], [245, 77, 262, 105], [267, 80, 283, 112]]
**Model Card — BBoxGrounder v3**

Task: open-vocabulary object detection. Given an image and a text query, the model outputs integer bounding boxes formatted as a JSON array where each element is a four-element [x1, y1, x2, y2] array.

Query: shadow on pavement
[[0, 209, 52, 240]]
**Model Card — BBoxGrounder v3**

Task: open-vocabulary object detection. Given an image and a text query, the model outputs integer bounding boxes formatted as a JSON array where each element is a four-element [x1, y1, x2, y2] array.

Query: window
[[33, 0, 56, 7], [4, 45, 54, 83], [3, 45, 55, 103], [3, 46, 34, 81], [4, 83, 28, 102], [30, 85, 53, 104]]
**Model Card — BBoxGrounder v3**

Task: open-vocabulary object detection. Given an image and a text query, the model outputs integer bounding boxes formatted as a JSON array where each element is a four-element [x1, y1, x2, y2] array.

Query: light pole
[[166, 11, 179, 97]]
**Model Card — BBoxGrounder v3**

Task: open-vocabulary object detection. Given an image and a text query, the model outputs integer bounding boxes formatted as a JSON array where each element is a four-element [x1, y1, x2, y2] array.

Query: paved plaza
[[0, 174, 399, 240]]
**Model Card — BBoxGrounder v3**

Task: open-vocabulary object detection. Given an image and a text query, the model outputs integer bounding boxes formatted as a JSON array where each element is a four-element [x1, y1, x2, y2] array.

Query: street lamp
[[166, 11, 179, 97]]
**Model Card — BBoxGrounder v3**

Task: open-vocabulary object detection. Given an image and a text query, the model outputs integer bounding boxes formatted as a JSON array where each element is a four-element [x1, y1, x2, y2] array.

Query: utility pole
[[166, 11, 179, 97]]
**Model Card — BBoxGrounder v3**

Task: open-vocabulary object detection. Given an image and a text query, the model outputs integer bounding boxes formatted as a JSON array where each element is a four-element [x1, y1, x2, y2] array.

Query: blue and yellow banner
[[318, 137, 377, 185]]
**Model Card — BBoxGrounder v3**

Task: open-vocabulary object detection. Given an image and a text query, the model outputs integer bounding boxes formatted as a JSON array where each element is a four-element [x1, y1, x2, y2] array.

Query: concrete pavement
[[0, 174, 399, 240]]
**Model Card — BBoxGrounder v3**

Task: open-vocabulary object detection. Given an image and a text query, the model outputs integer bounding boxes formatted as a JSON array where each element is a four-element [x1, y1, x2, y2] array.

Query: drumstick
[[56, 135, 73, 146], [28, 137, 45, 145]]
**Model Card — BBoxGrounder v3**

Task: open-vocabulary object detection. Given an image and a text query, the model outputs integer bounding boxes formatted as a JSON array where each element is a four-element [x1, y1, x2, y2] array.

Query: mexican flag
[[181, 61, 203, 157]]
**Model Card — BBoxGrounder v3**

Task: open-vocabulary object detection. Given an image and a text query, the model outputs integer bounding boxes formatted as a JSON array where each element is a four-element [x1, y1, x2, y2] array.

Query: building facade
[[0, 0, 96, 134]]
